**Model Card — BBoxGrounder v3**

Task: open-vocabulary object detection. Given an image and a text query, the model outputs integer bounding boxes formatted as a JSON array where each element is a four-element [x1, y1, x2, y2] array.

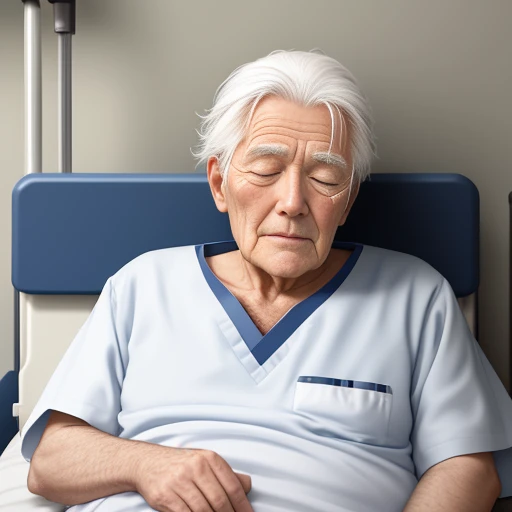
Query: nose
[[274, 168, 309, 218]]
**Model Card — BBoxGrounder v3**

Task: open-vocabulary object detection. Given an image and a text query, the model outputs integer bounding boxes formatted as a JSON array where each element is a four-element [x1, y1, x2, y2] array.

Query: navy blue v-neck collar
[[196, 240, 363, 366]]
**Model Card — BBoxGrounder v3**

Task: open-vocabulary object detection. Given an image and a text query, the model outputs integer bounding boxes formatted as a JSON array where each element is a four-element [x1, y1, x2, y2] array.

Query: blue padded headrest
[[12, 173, 479, 297]]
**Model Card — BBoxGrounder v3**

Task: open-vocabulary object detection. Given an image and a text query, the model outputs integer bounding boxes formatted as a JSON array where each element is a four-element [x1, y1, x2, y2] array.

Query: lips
[[267, 233, 308, 239]]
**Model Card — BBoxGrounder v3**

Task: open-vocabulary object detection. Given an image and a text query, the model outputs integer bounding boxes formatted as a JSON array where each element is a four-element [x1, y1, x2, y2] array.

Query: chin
[[257, 254, 315, 279]]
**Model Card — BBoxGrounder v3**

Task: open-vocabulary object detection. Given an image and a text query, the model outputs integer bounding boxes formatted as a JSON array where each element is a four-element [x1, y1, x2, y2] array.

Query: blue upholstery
[[0, 371, 18, 456], [12, 173, 479, 297]]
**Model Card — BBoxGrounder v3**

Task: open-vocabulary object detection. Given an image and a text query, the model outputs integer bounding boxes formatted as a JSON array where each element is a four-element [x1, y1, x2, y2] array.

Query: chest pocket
[[293, 376, 393, 446]]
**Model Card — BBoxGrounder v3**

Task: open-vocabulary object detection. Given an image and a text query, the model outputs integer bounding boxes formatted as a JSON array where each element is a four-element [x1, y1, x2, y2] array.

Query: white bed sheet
[[0, 433, 65, 511]]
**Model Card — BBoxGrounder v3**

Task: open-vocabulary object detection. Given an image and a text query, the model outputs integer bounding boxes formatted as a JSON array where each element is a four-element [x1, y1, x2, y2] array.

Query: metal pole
[[23, 0, 42, 175], [58, 33, 72, 172], [49, 0, 75, 173]]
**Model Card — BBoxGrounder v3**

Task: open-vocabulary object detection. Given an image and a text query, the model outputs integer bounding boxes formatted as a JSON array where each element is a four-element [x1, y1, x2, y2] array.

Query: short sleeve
[[20, 277, 127, 462], [410, 277, 512, 498]]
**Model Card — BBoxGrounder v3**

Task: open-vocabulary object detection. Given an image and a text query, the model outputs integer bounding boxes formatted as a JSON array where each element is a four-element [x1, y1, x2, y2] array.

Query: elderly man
[[21, 50, 511, 512]]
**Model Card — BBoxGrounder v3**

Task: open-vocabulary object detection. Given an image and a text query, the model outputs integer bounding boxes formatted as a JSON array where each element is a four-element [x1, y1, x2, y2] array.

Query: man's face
[[207, 95, 359, 278]]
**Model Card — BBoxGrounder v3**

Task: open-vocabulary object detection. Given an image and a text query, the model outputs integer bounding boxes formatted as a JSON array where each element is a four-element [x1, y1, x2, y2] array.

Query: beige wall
[[1, 0, 511, 391]]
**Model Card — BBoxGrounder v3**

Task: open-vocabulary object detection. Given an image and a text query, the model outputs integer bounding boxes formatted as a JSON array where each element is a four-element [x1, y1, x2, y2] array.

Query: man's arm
[[28, 410, 253, 510], [403, 452, 502, 512], [27, 410, 157, 505]]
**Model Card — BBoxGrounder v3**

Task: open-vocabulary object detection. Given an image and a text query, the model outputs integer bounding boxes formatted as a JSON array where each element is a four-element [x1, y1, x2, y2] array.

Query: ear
[[207, 156, 228, 213], [338, 179, 360, 226]]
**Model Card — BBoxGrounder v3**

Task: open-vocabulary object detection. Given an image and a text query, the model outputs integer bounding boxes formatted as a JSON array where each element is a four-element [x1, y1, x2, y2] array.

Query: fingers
[[201, 451, 253, 512], [193, 463, 235, 512], [235, 473, 252, 495], [137, 447, 253, 512], [173, 482, 215, 512]]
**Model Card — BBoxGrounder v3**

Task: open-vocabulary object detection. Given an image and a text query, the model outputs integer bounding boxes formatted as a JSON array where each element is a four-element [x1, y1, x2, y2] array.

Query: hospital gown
[[20, 241, 512, 511]]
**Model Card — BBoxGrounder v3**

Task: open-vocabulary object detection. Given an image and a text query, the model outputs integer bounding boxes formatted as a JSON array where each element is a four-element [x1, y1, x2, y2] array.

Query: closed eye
[[312, 177, 338, 186], [251, 171, 280, 177]]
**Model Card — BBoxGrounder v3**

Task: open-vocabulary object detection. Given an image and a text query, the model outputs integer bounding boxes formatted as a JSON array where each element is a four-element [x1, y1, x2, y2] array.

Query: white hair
[[190, 49, 376, 184]]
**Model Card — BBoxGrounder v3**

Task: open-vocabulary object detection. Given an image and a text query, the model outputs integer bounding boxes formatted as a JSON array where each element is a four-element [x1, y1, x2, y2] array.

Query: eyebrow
[[246, 143, 348, 170]]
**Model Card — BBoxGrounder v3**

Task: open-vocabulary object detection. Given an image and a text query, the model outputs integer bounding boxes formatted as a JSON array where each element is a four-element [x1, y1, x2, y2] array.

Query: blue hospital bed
[[4, 172, 512, 512], [2, 171, 482, 446]]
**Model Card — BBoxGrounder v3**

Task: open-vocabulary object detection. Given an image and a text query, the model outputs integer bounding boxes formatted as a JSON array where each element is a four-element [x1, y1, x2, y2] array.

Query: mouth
[[266, 233, 309, 241]]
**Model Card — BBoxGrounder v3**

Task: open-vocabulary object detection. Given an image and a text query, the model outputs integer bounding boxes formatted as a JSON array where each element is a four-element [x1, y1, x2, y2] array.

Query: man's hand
[[134, 445, 254, 512], [403, 452, 501, 512], [28, 410, 253, 511]]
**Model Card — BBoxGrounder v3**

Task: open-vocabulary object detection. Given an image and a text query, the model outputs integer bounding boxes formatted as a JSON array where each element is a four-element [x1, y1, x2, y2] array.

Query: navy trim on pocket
[[298, 376, 392, 395]]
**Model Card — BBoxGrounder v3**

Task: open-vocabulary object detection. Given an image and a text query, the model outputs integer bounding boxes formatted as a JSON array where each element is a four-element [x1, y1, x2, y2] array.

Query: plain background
[[0, 1, 511, 393]]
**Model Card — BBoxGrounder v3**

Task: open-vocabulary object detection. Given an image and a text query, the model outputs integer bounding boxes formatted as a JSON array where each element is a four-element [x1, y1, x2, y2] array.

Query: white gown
[[20, 241, 512, 511]]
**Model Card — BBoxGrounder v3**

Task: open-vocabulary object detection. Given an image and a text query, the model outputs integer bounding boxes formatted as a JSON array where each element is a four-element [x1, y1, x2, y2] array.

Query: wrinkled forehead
[[243, 95, 350, 154]]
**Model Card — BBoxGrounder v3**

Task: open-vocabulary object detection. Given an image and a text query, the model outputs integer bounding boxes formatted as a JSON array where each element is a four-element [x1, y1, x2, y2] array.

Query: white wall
[[1, 0, 511, 391]]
